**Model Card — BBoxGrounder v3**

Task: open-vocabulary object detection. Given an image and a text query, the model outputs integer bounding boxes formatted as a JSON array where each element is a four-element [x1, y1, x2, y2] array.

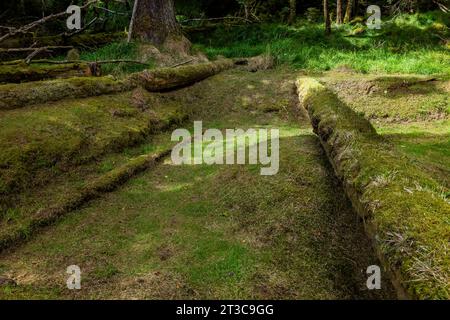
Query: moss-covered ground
[[0, 69, 395, 299]]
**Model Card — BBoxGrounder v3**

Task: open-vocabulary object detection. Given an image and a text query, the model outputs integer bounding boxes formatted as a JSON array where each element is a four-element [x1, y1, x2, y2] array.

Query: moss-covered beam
[[0, 62, 91, 84], [296, 77, 450, 300], [128, 58, 234, 91], [0, 59, 234, 110]]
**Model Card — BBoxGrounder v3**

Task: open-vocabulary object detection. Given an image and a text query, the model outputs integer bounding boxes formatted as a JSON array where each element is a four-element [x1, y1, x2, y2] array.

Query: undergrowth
[[192, 12, 450, 75]]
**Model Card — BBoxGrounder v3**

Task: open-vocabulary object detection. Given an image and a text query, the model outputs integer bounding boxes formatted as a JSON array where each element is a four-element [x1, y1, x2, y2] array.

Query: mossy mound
[[296, 77, 450, 299], [0, 90, 187, 207], [0, 76, 134, 110], [0, 62, 90, 84]]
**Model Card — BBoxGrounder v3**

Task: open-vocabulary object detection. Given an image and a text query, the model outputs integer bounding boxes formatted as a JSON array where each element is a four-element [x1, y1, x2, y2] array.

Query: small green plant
[[79, 42, 153, 76]]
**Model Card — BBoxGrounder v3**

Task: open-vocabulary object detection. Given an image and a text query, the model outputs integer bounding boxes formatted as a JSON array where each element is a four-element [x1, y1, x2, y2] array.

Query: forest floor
[[0, 68, 399, 299]]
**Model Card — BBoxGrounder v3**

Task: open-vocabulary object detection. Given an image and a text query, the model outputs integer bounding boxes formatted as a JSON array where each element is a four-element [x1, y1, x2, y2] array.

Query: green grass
[[0, 69, 395, 300], [76, 42, 154, 77], [192, 12, 450, 75]]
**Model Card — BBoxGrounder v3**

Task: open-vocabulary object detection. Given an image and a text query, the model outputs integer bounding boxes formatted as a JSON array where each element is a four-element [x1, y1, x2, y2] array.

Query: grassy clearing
[[192, 12, 450, 75], [0, 69, 395, 299]]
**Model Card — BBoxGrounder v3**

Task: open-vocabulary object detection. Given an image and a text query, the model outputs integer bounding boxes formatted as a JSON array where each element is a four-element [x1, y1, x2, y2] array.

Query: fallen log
[[0, 59, 234, 110], [0, 149, 171, 253], [128, 58, 234, 91], [0, 76, 133, 110], [0, 62, 92, 83], [296, 77, 450, 300]]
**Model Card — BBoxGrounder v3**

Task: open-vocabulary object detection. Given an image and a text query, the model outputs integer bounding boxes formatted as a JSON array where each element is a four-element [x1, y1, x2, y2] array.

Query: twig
[[0, 0, 100, 44], [181, 16, 252, 24], [2, 59, 150, 66], [93, 6, 128, 16], [0, 46, 73, 53], [433, 0, 450, 13], [61, 17, 98, 38], [24, 47, 49, 65], [170, 59, 195, 68]]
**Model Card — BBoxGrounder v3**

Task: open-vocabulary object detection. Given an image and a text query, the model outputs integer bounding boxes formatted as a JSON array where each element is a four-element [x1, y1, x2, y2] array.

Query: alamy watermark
[[367, 5, 382, 30], [171, 121, 279, 176], [66, 265, 81, 290], [366, 265, 381, 290]]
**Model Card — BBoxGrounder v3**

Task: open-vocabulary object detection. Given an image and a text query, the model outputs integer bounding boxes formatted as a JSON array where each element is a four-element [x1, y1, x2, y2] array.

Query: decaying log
[[128, 59, 234, 91], [0, 59, 235, 110], [296, 77, 450, 300], [0, 62, 92, 84]]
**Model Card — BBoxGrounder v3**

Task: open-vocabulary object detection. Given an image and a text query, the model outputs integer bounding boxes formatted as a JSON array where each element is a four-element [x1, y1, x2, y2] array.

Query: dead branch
[[24, 47, 50, 65], [181, 17, 252, 24], [1, 59, 150, 66], [61, 17, 99, 38], [0, 0, 100, 44], [169, 59, 195, 68], [433, 0, 450, 12], [0, 46, 73, 53], [93, 6, 128, 16]]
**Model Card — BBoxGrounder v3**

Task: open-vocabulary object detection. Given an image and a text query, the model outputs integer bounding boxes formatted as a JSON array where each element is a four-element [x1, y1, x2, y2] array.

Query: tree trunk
[[344, 0, 353, 23], [128, 0, 181, 46], [324, 0, 331, 35], [336, 0, 343, 24], [288, 0, 297, 25]]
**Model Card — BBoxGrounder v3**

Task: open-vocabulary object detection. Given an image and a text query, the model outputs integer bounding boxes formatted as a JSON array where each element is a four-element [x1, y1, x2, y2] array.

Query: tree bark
[[288, 0, 297, 25], [324, 0, 331, 35], [128, 0, 181, 46], [336, 0, 343, 24], [344, 0, 353, 23]]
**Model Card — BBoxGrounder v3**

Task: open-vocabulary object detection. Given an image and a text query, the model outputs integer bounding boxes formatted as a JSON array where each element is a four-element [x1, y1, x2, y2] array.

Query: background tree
[[323, 0, 331, 34], [128, 0, 181, 45], [336, 0, 343, 24], [343, 0, 353, 23]]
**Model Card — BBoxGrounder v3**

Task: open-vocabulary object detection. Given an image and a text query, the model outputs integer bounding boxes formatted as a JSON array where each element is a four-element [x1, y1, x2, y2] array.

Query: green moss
[[0, 62, 90, 84], [0, 76, 134, 110], [0, 91, 184, 203], [0, 69, 395, 299], [297, 77, 450, 299]]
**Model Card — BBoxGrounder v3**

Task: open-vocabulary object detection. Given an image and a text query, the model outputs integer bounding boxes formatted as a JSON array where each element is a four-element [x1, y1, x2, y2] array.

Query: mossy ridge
[[0, 59, 234, 110], [0, 77, 134, 110], [296, 77, 450, 299], [0, 149, 171, 253], [0, 90, 188, 208], [0, 62, 91, 84]]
